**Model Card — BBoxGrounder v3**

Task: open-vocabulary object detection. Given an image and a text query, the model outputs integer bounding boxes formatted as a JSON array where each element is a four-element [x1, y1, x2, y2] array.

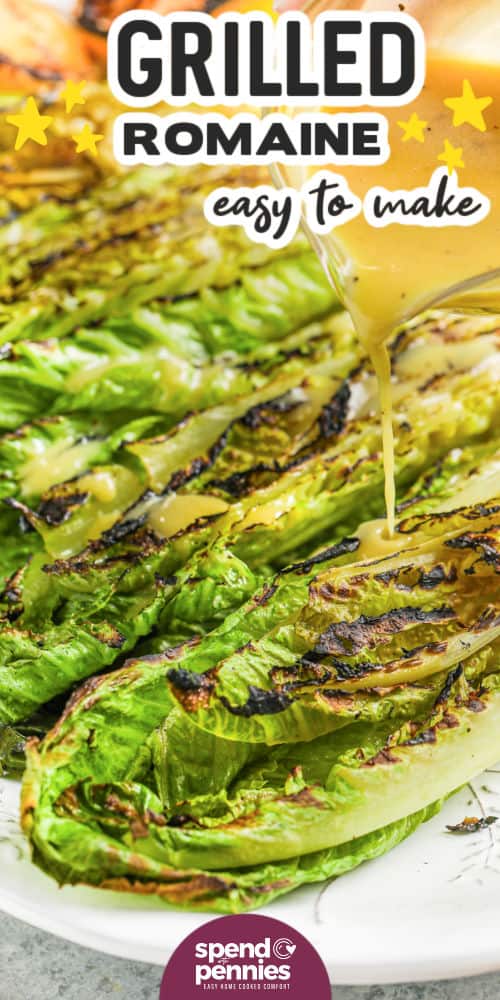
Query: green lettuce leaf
[[21, 573, 500, 907], [1, 318, 498, 724], [0, 253, 337, 429], [0, 164, 310, 345]]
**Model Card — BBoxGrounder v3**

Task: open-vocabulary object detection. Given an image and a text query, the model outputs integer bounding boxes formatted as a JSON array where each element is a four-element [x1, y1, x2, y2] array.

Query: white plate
[[2, 771, 500, 984]]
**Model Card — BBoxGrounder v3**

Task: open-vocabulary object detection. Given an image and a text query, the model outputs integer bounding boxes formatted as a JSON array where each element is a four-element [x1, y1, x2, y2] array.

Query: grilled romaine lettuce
[[0, 247, 339, 581], [0, 252, 337, 429], [11, 315, 499, 563], [0, 412, 165, 585], [21, 498, 500, 909], [164, 503, 500, 744], [3, 312, 356, 564], [0, 164, 313, 346], [1, 317, 498, 725], [3, 133, 499, 912]]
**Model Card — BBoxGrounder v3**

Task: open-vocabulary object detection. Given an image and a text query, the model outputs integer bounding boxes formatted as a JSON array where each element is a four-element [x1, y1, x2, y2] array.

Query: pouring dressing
[[273, 0, 500, 538]]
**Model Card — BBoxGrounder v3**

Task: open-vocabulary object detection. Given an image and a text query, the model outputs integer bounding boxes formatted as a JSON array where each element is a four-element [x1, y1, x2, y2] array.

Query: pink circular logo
[[160, 914, 331, 998]]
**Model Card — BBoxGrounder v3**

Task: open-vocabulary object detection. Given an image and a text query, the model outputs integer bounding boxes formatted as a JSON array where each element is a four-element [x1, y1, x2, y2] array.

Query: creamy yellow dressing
[[21, 439, 103, 498], [38, 465, 143, 559], [356, 449, 500, 560], [356, 517, 407, 559], [77, 469, 118, 504], [323, 48, 500, 535], [279, 0, 500, 534], [147, 493, 229, 538]]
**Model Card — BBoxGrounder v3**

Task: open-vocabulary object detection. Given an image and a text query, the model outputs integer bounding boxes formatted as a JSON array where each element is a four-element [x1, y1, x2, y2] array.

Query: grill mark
[[294, 637, 446, 684], [251, 583, 278, 607], [445, 532, 499, 570], [28, 241, 87, 280], [4, 494, 89, 533], [167, 668, 213, 692], [363, 748, 401, 767], [36, 492, 89, 526], [418, 564, 458, 590], [0, 565, 25, 621], [273, 635, 453, 693], [318, 381, 351, 439], [153, 376, 346, 501], [280, 787, 326, 809], [99, 515, 148, 547], [280, 537, 360, 576], [466, 695, 487, 713], [434, 664, 464, 706], [18, 193, 165, 278], [396, 461, 445, 514], [167, 667, 215, 711], [207, 462, 275, 499], [98, 874, 238, 903], [464, 504, 500, 519], [403, 729, 437, 747], [91, 507, 201, 558], [3, 416, 63, 441], [42, 528, 164, 575], [389, 329, 410, 365], [241, 390, 304, 429], [21, 217, 168, 285], [242, 334, 324, 371], [331, 660, 379, 680], [286, 660, 368, 685], [402, 711, 460, 747], [401, 640, 448, 659], [375, 568, 401, 585], [219, 685, 292, 717], [166, 814, 194, 828], [400, 505, 500, 535], [87, 623, 126, 648], [312, 572, 368, 602], [319, 689, 356, 711], [472, 607, 500, 632], [315, 605, 456, 657], [162, 428, 230, 494], [419, 372, 445, 393]]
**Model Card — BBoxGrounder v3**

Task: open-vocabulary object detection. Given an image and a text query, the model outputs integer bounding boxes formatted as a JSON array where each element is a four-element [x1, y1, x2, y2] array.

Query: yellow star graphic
[[438, 139, 465, 175], [72, 124, 104, 156], [6, 96, 53, 151], [60, 80, 87, 114], [397, 111, 428, 143], [444, 79, 493, 133]]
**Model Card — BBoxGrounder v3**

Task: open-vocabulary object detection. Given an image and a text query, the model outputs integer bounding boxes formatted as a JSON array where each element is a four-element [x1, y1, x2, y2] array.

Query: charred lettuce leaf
[[1, 318, 499, 724], [0, 252, 337, 429], [21, 498, 500, 909], [13, 315, 499, 564], [6, 313, 356, 561], [0, 164, 315, 346], [164, 503, 500, 744], [0, 412, 164, 584]]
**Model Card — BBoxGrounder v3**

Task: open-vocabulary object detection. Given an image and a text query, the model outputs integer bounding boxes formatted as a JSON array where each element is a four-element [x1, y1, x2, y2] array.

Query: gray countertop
[[1, 912, 500, 1000]]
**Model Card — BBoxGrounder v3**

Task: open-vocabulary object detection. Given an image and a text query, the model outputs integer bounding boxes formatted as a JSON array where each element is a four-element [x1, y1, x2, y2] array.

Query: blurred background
[[0, 0, 273, 96]]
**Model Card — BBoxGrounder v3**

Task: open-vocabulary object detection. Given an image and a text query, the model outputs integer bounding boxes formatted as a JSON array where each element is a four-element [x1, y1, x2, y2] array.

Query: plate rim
[[2, 887, 500, 984], [3, 772, 500, 985]]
